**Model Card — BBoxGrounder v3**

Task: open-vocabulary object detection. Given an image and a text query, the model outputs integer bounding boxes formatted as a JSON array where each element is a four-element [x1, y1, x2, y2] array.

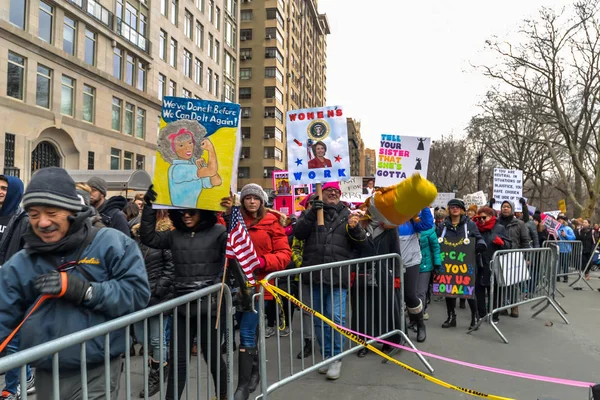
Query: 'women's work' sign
[[432, 241, 476, 299]]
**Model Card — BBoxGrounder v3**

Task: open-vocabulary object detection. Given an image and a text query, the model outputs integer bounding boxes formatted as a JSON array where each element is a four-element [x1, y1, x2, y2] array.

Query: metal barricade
[[477, 248, 569, 344], [255, 254, 434, 400], [0, 284, 234, 400], [543, 240, 594, 291]]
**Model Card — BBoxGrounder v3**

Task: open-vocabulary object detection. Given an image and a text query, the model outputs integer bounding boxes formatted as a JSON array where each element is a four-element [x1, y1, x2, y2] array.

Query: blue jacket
[[0, 175, 23, 217], [419, 227, 441, 273], [557, 225, 576, 253], [0, 228, 150, 371]]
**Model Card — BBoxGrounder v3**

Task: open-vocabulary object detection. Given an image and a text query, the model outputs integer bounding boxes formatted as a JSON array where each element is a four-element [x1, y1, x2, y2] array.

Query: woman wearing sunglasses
[[140, 185, 229, 400], [474, 206, 511, 324]]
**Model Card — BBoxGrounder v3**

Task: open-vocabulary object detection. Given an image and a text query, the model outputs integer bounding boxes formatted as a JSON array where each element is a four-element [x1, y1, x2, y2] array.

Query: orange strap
[[0, 272, 68, 353]]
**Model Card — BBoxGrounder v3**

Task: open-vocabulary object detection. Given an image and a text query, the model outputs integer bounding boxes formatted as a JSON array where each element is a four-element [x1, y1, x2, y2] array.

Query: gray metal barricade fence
[[254, 254, 434, 400], [543, 240, 594, 291], [475, 247, 569, 344], [0, 284, 234, 400]]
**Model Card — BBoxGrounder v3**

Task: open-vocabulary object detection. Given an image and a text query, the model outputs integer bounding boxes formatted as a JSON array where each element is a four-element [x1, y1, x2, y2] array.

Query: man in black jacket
[[87, 176, 130, 237], [294, 181, 370, 381]]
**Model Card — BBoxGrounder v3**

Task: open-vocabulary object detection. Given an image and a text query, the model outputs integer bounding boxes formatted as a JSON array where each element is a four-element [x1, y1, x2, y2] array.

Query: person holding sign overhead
[[307, 141, 333, 169], [436, 199, 486, 331]]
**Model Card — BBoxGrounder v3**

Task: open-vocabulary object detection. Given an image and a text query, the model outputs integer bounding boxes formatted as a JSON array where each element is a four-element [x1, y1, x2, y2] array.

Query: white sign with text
[[493, 168, 523, 212]]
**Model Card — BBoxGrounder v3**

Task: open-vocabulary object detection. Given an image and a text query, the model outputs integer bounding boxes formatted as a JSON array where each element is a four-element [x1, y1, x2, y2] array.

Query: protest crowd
[[0, 167, 599, 400]]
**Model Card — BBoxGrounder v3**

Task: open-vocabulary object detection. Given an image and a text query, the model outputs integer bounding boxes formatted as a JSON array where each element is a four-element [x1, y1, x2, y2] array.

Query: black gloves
[[311, 200, 324, 211], [489, 198, 496, 207], [476, 242, 486, 254], [144, 184, 157, 206], [519, 197, 526, 205], [34, 271, 91, 305], [433, 265, 442, 274]]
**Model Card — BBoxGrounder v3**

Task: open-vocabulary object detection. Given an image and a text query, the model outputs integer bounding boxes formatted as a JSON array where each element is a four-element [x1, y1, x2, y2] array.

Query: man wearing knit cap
[[87, 176, 130, 236], [294, 181, 371, 381], [0, 167, 150, 399]]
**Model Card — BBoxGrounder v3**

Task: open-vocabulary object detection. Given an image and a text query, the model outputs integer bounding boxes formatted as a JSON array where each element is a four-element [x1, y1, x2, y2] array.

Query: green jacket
[[419, 227, 441, 273]]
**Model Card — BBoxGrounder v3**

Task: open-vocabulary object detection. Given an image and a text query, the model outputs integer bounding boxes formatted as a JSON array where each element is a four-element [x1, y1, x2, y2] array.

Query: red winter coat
[[244, 211, 292, 299]]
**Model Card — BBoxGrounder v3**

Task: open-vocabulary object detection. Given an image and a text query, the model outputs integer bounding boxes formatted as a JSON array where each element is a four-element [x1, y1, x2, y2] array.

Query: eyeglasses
[[176, 209, 198, 217], [323, 188, 340, 194], [477, 215, 489, 221], [448, 205, 461, 210]]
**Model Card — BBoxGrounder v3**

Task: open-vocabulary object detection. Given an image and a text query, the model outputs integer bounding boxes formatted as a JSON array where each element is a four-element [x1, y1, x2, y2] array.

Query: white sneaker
[[264, 326, 276, 338], [326, 361, 342, 380], [279, 327, 291, 337], [317, 363, 330, 374], [423, 312, 429, 321]]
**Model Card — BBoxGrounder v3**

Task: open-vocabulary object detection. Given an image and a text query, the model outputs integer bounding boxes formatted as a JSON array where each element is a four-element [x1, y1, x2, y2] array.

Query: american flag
[[307, 139, 314, 161], [543, 216, 562, 238], [226, 206, 259, 285]]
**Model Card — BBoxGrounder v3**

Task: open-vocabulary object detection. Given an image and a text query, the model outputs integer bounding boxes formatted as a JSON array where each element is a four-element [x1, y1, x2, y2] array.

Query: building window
[[240, 29, 252, 41], [225, 20, 236, 49], [63, 16, 76, 56], [136, 154, 145, 170], [84, 29, 96, 65], [225, 0, 237, 16], [83, 84, 95, 123], [159, 30, 167, 60], [240, 68, 252, 80], [224, 52, 235, 79], [9, 0, 26, 30], [266, 27, 284, 47], [264, 147, 275, 159], [208, 0, 214, 23], [194, 58, 203, 85], [214, 74, 219, 97], [170, 0, 178, 25], [266, 8, 284, 28], [61, 75, 75, 116], [196, 0, 204, 12], [158, 73, 166, 100], [240, 48, 252, 60], [265, 67, 277, 78], [208, 34, 214, 58], [215, 7, 221, 30], [110, 148, 121, 170], [183, 49, 192, 78], [170, 38, 177, 68], [125, 103, 134, 135], [113, 48, 123, 79], [7, 52, 25, 100], [4, 133, 16, 169], [36, 65, 52, 109], [169, 80, 176, 96], [241, 10, 252, 20], [264, 126, 282, 141], [265, 47, 283, 64], [136, 108, 145, 138], [238, 167, 250, 179], [112, 97, 122, 130], [182, 88, 191, 98], [160, 0, 167, 15], [264, 106, 282, 122], [184, 10, 193, 39], [195, 21, 204, 49], [206, 69, 213, 93], [240, 147, 250, 159], [125, 55, 134, 85], [241, 127, 251, 139], [239, 88, 251, 99], [241, 107, 251, 118], [87, 151, 95, 170], [214, 40, 220, 64], [39, 1, 53, 43], [137, 61, 146, 91], [274, 126, 283, 142], [124, 151, 133, 170], [274, 148, 283, 161]]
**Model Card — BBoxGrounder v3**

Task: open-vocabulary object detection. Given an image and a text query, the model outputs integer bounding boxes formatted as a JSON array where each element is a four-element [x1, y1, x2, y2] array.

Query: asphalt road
[[6, 276, 600, 400]]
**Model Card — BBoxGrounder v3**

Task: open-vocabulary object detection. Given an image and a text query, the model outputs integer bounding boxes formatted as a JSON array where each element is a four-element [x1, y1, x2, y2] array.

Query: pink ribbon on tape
[[336, 324, 595, 388]]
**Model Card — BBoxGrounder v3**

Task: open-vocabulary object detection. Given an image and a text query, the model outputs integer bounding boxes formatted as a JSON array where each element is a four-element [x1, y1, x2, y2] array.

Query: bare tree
[[479, 0, 600, 217]]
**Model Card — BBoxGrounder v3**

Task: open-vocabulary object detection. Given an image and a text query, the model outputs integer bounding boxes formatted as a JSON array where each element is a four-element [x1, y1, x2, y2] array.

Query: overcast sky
[[317, 0, 575, 149]]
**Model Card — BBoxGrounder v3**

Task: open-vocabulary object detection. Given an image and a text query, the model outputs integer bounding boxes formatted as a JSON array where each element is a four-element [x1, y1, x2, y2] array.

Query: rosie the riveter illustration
[[157, 120, 222, 208]]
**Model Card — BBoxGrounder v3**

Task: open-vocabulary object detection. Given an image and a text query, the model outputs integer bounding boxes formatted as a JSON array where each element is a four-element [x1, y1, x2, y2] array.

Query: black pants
[[474, 285, 499, 318], [583, 252, 593, 275], [167, 313, 227, 399], [404, 265, 420, 309], [446, 297, 477, 316]]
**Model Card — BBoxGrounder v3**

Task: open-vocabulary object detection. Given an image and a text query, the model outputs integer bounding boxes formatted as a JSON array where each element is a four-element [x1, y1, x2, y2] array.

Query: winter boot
[[139, 361, 162, 398], [442, 311, 457, 329], [297, 339, 312, 359], [234, 347, 257, 400], [468, 313, 480, 332], [248, 350, 260, 393], [408, 301, 426, 342]]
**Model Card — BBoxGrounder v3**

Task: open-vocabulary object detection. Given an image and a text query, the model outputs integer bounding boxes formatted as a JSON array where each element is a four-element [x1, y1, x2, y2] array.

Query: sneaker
[[138, 369, 161, 398], [326, 361, 342, 380], [264, 326, 276, 338], [317, 363, 330, 374], [423, 312, 429, 321], [296, 339, 312, 359], [279, 327, 291, 337], [1, 391, 17, 400], [17, 374, 35, 396]]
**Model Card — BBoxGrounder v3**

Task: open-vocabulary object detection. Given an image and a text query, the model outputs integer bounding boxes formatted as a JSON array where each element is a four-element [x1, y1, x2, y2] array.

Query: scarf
[[476, 215, 497, 232], [498, 214, 513, 228], [24, 208, 93, 255]]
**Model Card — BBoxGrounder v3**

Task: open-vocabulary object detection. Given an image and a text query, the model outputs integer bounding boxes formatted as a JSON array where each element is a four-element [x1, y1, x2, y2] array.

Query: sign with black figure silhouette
[[432, 240, 476, 299], [375, 135, 431, 187]]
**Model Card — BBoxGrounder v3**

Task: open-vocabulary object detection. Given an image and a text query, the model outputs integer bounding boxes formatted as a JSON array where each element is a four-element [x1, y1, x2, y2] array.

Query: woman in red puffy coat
[[222, 183, 291, 400]]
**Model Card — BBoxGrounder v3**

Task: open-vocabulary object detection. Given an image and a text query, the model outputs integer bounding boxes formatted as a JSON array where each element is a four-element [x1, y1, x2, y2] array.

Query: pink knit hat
[[322, 182, 342, 193]]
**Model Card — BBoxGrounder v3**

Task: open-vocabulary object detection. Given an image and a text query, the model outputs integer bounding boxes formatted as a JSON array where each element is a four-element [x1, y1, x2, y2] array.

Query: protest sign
[[464, 191, 488, 208], [362, 177, 377, 196], [558, 199, 567, 214], [274, 196, 293, 216], [292, 185, 311, 214], [432, 192, 456, 208], [286, 106, 350, 185], [493, 168, 523, 212], [340, 177, 368, 203], [542, 213, 562, 238], [376, 135, 431, 187], [432, 241, 476, 299], [544, 210, 561, 219], [153, 97, 240, 211], [273, 171, 292, 195]]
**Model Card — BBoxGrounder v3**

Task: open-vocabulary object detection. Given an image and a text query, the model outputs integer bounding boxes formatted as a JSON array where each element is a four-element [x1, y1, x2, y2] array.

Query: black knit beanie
[[23, 167, 83, 212]]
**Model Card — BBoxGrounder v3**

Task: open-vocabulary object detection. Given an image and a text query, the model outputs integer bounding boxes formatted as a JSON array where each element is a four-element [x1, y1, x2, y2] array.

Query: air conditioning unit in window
[[264, 134, 271, 139], [241, 55, 248, 60], [240, 154, 246, 159], [266, 35, 272, 39], [264, 112, 270, 117], [263, 172, 269, 178]]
